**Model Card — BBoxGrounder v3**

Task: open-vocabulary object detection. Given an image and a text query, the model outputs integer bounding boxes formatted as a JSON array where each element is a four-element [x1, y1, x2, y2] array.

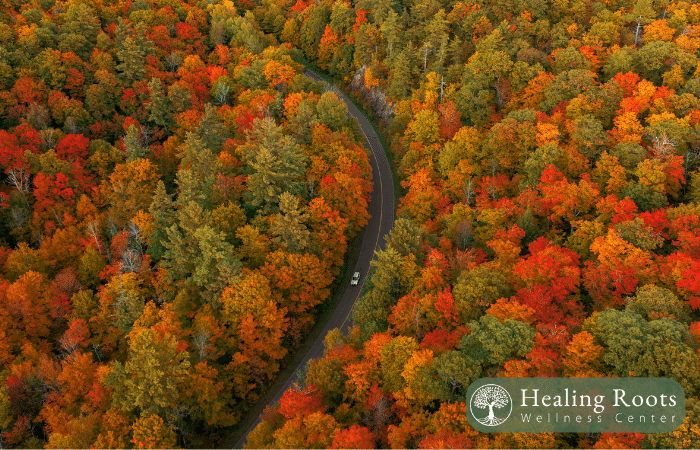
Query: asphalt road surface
[[231, 69, 395, 448]]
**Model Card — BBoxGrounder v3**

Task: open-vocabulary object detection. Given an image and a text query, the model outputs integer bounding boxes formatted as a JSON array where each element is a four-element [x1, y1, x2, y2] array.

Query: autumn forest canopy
[[0, 0, 699, 448]]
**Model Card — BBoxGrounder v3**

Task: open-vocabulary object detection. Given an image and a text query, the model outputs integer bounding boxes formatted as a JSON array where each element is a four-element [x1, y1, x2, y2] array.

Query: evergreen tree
[[195, 103, 229, 153], [160, 201, 241, 303], [175, 133, 220, 209], [380, 10, 401, 57], [147, 78, 171, 130], [147, 181, 175, 262], [244, 118, 308, 214], [388, 49, 414, 98], [123, 125, 146, 162], [105, 327, 191, 417], [271, 192, 310, 253], [289, 101, 318, 146], [116, 37, 145, 86]]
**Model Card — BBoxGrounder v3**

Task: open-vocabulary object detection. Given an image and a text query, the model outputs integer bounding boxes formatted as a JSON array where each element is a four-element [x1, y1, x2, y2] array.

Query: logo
[[469, 384, 513, 426], [466, 378, 685, 433]]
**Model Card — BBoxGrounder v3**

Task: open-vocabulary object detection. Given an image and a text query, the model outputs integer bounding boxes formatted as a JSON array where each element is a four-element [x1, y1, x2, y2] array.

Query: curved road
[[230, 69, 395, 448]]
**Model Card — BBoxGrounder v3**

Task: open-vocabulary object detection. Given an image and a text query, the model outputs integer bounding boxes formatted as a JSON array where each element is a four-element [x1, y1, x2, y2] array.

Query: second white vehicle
[[350, 271, 361, 286]]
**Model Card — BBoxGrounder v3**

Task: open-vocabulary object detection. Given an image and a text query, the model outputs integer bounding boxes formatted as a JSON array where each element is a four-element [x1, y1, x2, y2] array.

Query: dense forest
[[244, 0, 700, 448], [0, 0, 374, 447], [1, 0, 700, 448]]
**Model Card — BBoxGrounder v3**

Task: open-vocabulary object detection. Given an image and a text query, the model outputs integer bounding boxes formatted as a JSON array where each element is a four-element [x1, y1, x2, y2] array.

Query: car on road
[[350, 271, 361, 286]]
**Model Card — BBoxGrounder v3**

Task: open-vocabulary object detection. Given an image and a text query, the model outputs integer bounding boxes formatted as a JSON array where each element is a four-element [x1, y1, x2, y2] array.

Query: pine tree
[[105, 327, 190, 417], [123, 125, 146, 162], [116, 37, 145, 86], [388, 50, 414, 98], [289, 101, 318, 146], [147, 181, 175, 262], [271, 192, 310, 253], [175, 133, 220, 209], [380, 10, 401, 57], [195, 103, 229, 153], [244, 118, 308, 214], [160, 201, 241, 303], [147, 78, 171, 130]]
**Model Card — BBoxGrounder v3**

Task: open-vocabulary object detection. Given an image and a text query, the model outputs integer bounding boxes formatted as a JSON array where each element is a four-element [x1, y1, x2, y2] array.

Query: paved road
[[231, 69, 395, 448]]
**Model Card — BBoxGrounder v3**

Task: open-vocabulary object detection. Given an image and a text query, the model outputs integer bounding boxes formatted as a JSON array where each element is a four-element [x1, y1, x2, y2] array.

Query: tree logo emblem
[[469, 384, 512, 426]]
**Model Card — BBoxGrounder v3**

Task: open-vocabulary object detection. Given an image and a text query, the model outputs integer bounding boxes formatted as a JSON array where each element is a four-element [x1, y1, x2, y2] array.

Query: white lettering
[[632, 395, 644, 407], [594, 395, 605, 414], [614, 389, 630, 407], [522, 389, 539, 406], [542, 395, 551, 407], [579, 394, 591, 407], [553, 395, 562, 407]]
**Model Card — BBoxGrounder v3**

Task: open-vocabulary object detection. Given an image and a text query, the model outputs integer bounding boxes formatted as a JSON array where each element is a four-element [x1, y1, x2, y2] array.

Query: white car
[[350, 271, 361, 286]]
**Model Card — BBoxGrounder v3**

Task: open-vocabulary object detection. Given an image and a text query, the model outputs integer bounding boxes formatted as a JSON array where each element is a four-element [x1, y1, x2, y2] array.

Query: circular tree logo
[[470, 384, 513, 426]]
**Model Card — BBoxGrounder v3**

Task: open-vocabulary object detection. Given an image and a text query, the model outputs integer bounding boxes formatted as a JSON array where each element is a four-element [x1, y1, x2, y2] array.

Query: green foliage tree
[[585, 309, 700, 395], [388, 50, 416, 99], [175, 133, 220, 208], [459, 315, 535, 367], [380, 336, 419, 393], [271, 192, 310, 253], [610, 142, 646, 170], [147, 78, 172, 130], [353, 245, 406, 341], [116, 37, 146, 86], [105, 327, 191, 417], [431, 350, 482, 401], [453, 266, 511, 321], [160, 201, 241, 303], [626, 285, 688, 321], [316, 92, 349, 132], [300, 5, 331, 59], [58, 3, 100, 58], [289, 101, 318, 146], [244, 118, 308, 214], [195, 103, 229, 153], [147, 181, 175, 262]]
